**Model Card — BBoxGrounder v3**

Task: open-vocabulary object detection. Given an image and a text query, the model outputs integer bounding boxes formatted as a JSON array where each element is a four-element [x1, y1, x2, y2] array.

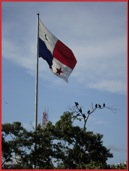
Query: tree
[[2, 123, 54, 169], [50, 112, 113, 169], [2, 106, 114, 169]]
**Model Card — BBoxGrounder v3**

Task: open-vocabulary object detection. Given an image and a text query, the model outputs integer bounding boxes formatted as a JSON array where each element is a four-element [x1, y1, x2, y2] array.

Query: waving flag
[[38, 19, 77, 82]]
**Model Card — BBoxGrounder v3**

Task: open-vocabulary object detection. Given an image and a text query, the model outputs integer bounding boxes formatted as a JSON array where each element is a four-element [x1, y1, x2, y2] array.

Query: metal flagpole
[[34, 13, 39, 131]]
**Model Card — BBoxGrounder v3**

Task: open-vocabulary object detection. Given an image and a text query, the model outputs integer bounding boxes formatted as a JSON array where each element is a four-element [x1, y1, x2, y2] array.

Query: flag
[[38, 18, 77, 82]]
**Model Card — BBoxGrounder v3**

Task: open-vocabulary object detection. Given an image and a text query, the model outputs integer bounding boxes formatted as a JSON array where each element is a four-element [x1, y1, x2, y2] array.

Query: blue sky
[[2, 2, 127, 165]]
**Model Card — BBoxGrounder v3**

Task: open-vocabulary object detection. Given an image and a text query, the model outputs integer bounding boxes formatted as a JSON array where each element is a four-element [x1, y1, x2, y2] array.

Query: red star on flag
[[56, 68, 63, 75]]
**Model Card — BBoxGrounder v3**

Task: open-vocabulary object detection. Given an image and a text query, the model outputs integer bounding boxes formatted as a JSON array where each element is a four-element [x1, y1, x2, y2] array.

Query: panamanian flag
[[38, 18, 77, 82]]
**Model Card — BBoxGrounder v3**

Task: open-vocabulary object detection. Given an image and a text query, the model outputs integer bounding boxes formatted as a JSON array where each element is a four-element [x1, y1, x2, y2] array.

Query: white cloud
[[88, 79, 126, 94], [72, 34, 126, 94]]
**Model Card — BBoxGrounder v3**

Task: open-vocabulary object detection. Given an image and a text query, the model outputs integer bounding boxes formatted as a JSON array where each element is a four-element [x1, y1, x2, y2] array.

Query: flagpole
[[34, 13, 39, 131]]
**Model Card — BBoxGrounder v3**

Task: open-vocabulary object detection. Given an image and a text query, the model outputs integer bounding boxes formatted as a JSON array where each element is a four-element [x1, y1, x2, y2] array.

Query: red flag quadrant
[[38, 18, 77, 82]]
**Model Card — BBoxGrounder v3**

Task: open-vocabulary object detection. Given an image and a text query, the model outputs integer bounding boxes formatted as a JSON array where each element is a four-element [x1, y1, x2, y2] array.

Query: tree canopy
[[2, 108, 118, 169]]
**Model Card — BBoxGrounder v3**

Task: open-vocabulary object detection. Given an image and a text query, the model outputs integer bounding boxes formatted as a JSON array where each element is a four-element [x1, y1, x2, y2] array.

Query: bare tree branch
[[71, 102, 118, 131]]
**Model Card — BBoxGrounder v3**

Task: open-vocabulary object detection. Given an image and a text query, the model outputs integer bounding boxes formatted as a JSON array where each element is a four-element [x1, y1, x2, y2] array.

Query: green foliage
[[2, 112, 115, 169], [107, 162, 127, 169]]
